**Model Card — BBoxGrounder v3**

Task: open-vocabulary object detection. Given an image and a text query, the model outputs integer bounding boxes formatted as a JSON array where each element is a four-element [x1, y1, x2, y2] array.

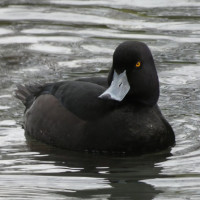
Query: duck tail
[[15, 83, 44, 108]]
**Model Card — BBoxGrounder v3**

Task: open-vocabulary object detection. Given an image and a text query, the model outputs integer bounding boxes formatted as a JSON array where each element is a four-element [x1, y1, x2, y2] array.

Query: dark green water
[[0, 0, 200, 199]]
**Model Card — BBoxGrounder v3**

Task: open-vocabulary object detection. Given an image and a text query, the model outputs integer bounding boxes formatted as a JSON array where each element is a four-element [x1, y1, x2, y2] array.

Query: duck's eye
[[136, 61, 141, 68]]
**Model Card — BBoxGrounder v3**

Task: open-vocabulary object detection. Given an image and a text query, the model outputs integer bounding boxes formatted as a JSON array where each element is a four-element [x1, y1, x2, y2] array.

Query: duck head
[[99, 41, 159, 106]]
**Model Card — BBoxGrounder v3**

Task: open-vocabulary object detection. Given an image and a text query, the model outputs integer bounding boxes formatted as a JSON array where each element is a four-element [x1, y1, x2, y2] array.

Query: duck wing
[[15, 81, 116, 121]]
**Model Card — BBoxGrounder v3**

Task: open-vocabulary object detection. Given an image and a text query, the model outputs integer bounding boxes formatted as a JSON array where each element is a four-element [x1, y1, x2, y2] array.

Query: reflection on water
[[0, 175, 111, 199], [1, 134, 170, 199], [0, 0, 200, 199]]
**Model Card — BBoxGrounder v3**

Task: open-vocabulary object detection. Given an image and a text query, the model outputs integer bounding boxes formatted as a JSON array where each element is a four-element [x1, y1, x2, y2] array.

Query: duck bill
[[99, 70, 130, 102]]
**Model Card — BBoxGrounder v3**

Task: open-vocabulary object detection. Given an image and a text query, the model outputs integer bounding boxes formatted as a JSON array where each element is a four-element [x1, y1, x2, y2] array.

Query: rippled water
[[0, 0, 200, 199]]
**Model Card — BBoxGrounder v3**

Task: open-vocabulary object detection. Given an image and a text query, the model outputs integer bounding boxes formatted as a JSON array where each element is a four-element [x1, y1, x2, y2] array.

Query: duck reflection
[[25, 135, 172, 200]]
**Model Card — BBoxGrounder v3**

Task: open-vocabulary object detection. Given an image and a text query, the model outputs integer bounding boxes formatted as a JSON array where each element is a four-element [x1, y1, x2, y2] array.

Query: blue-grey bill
[[99, 70, 130, 101]]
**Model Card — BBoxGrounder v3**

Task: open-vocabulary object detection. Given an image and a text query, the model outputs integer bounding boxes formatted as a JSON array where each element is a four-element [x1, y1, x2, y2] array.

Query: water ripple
[[0, 0, 200, 199]]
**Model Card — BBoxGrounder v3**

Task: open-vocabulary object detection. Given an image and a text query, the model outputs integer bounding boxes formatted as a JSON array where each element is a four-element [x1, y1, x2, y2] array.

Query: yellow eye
[[136, 61, 141, 68]]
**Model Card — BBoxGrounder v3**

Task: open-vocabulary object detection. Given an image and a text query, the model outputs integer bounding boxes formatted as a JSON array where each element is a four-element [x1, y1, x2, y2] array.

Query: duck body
[[16, 41, 175, 154]]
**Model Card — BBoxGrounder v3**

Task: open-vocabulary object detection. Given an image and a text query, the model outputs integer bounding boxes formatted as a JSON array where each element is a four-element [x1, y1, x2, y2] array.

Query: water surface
[[0, 0, 200, 199]]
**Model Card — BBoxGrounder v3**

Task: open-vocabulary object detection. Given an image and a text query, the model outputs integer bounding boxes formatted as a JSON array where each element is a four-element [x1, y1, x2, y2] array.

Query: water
[[0, 0, 200, 199]]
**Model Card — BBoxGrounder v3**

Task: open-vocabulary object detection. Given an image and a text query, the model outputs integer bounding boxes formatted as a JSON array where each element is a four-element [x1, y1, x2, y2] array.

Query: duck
[[16, 41, 175, 154]]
